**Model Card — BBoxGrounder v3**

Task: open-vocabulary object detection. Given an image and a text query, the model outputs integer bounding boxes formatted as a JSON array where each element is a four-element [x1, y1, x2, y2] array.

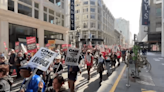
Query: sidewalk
[[114, 52, 164, 92]]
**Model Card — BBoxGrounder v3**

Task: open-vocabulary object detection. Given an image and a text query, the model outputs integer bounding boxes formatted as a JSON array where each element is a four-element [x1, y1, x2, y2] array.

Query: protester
[[121, 49, 126, 62], [19, 65, 45, 92], [111, 53, 116, 68], [85, 50, 93, 82], [68, 65, 81, 92], [116, 50, 121, 67], [15, 52, 26, 78], [26, 53, 31, 62], [9, 49, 16, 75], [0, 64, 11, 92], [97, 53, 105, 85], [105, 53, 111, 75], [0, 54, 7, 65], [38, 76, 67, 92]]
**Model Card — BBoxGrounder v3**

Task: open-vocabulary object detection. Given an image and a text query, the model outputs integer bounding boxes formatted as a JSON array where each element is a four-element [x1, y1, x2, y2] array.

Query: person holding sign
[[45, 55, 64, 92], [19, 65, 45, 92], [85, 50, 93, 82]]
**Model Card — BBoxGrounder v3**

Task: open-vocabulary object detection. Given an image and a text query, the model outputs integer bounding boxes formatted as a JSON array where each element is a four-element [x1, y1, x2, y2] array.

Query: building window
[[62, 1, 64, 9], [90, 1, 95, 5], [49, 0, 54, 3], [98, 22, 101, 29], [62, 20, 64, 27], [49, 9, 54, 15], [18, 3, 32, 17], [98, 0, 102, 6], [44, 13, 47, 22], [83, 22, 88, 28], [91, 22, 95, 28], [83, 14, 88, 19], [156, 22, 161, 31], [90, 14, 95, 19], [56, 17, 60, 25], [56, 12, 60, 17], [8, 0, 14, 12], [98, 14, 101, 20], [44, 30, 63, 41], [90, 8, 95, 12], [9, 23, 37, 49], [56, 0, 61, 7], [44, 7, 47, 12], [34, 2, 39, 19], [76, 10, 80, 13], [156, 8, 161, 17], [49, 15, 54, 24], [83, 1, 88, 5], [83, 8, 88, 13], [19, 0, 32, 5]]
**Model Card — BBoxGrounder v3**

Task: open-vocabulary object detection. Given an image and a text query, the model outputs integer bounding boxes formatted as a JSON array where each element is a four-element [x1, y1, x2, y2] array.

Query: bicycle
[[139, 55, 151, 72]]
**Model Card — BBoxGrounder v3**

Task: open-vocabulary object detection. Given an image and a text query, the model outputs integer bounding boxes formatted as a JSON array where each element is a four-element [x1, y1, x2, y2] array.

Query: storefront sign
[[65, 48, 80, 66], [27, 47, 58, 71], [70, 0, 75, 30], [26, 37, 37, 53], [48, 40, 55, 45], [142, 0, 149, 25], [15, 42, 20, 53]]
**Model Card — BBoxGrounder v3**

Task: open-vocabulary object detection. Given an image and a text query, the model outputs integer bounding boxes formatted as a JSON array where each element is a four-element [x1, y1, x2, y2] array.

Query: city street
[[11, 52, 164, 92]]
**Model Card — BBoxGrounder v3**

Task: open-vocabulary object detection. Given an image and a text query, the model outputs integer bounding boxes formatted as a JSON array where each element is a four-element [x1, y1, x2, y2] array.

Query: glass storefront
[[9, 23, 37, 49]]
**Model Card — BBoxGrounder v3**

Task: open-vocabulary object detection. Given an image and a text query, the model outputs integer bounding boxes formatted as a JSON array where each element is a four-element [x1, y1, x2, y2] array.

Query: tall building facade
[[68, 0, 115, 47], [138, 0, 162, 51], [115, 18, 130, 47], [0, 0, 69, 53]]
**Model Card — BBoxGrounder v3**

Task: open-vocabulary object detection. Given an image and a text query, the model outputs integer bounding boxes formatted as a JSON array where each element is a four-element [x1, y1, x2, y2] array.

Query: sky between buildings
[[103, 0, 142, 37]]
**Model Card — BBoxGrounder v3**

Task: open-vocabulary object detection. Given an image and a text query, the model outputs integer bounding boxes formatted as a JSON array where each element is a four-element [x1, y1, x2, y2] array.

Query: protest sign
[[3, 42, 8, 51], [65, 48, 80, 66], [36, 43, 40, 49], [26, 37, 37, 53], [21, 44, 27, 54], [27, 47, 58, 71], [15, 42, 20, 53]]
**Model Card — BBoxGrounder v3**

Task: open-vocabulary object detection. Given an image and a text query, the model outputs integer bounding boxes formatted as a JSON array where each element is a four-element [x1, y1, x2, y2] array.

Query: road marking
[[153, 58, 160, 61], [161, 63, 164, 65], [141, 89, 156, 92], [109, 65, 126, 92], [159, 58, 163, 60]]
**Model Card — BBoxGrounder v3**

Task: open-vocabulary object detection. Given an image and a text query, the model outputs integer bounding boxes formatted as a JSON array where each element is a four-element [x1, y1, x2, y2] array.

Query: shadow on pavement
[[83, 78, 100, 92]]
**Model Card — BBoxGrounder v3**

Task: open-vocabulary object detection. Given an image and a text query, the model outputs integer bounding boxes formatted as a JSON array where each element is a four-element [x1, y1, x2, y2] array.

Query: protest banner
[[36, 43, 40, 49], [3, 42, 8, 51], [15, 42, 20, 53], [27, 47, 58, 71], [26, 37, 37, 53], [65, 48, 80, 66], [21, 44, 28, 54]]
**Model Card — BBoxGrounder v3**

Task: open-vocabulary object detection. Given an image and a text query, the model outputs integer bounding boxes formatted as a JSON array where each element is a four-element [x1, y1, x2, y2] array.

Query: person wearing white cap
[[45, 55, 63, 91], [85, 49, 93, 82]]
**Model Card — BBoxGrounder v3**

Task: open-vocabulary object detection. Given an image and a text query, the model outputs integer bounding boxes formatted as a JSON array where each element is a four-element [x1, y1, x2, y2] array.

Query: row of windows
[[76, 7, 100, 13], [8, 0, 65, 27], [82, 0, 102, 6], [49, 0, 65, 9], [75, 22, 101, 29]]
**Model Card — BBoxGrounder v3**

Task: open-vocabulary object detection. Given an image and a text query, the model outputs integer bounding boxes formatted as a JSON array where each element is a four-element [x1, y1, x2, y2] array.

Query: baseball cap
[[55, 55, 61, 60], [0, 54, 5, 58], [20, 65, 34, 72]]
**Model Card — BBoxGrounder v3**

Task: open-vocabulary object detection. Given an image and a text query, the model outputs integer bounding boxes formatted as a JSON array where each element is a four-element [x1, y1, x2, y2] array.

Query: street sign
[[27, 47, 58, 71], [70, 0, 75, 30], [65, 48, 80, 66]]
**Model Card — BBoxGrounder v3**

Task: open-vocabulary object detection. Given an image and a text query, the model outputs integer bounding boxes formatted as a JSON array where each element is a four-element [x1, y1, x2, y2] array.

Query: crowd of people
[[0, 46, 133, 92]]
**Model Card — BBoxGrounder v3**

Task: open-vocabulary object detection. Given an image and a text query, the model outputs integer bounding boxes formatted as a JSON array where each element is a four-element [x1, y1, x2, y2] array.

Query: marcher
[[38, 76, 68, 92], [15, 52, 26, 78], [116, 50, 121, 67], [121, 49, 126, 62], [9, 49, 16, 75], [0, 64, 12, 92], [0, 54, 7, 65], [85, 50, 93, 82], [97, 53, 105, 85], [19, 65, 45, 92], [105, 53, 112, 75], [68, 65, 81, 92]]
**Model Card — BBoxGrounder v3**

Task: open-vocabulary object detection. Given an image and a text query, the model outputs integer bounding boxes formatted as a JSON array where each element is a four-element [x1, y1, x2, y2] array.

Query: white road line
[[153, 58, 160, 61], [159, 58, 163, 60], [161, 63, 164, 65]]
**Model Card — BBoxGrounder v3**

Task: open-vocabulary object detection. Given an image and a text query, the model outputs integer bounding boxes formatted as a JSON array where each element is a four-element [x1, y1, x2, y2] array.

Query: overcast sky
[[103, 0, 142, 36]]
